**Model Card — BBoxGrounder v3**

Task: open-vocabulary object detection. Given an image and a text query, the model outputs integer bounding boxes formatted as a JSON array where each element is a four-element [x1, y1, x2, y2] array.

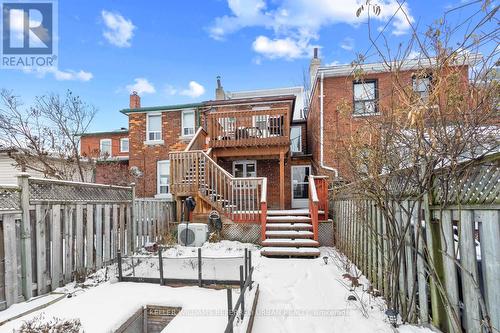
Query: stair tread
[[262, 238, 319, 246], [261, 247, 320, 256], [265, 230, 314, 235], [267, 216, 311, 222], [266, 223, 312, 228], [267, 209, 325, 216]]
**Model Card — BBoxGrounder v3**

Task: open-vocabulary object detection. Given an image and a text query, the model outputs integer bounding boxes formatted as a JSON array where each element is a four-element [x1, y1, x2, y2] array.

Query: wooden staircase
[[261, 209, 321, 257]]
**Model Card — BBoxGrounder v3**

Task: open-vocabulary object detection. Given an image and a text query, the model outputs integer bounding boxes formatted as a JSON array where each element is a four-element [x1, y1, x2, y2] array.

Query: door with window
[[291, 165, 310, 208], [232, 160, 256, 178]]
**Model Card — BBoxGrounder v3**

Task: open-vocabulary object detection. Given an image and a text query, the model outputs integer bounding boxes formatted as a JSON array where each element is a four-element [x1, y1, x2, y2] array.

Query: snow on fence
[[331, 155, 500, 333], [0, 174, 175, 310]]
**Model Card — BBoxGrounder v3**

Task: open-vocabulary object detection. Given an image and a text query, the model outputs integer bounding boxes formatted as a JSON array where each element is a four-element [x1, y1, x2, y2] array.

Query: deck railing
[[170, 150, 267, 222], [207, 108, 290, 148]]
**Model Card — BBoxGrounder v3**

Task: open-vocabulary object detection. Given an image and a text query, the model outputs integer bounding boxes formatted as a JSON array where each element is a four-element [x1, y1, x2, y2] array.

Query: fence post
[[198, 248, 202, 287], [244, 249, 248, 281], [158, 248, 164, 286], [130, 183, 136, 252], [17, 173, 33, 300], [239, 265, 245, 320], [226, 288, 233, 333], [117, 250, 123, 282], [248, 251, 253, 291]]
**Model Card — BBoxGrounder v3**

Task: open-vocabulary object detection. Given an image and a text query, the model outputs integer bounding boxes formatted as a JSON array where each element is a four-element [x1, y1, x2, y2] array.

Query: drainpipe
[[319, 72, 339, 178]]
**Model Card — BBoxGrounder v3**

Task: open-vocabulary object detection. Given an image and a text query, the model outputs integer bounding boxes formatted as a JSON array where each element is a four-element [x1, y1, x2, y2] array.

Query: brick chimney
[[309, 47, 321, 88], [129, 91, 141, 109], [215, 76, 225, 100]]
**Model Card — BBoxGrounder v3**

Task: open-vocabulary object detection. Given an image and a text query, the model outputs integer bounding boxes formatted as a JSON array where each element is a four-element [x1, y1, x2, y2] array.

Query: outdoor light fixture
[[385, 309, 398, 327], [323, 256, 328, 265]]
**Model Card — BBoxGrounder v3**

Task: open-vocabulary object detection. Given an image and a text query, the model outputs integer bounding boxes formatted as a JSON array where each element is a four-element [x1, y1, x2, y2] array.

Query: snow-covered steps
[[261, 247, 320, 257], [266, 215, 311, 223], [266, 223, 313, 231], [267, 209, 310, 216], [262, 238, 319, 247], [265, 230, 314, 238]]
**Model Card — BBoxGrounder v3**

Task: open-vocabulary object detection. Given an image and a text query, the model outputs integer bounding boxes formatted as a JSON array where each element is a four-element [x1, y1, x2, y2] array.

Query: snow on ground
[[0, 241, 435, 333]]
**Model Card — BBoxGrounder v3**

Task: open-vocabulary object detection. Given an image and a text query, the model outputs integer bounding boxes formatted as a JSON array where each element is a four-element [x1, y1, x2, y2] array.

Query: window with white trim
[[157, 160, 170, 195], [99, 139, 112, 157], [290, 126, 302, 153], [413, 76, 431, 101], [353, 80, 377, 115], [147, 114, 162, 141], [182, 110, 195, 137], [120, 138, 129, 152]]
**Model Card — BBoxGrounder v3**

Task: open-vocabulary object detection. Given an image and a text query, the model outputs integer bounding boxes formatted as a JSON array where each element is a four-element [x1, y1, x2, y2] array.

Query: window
[[353, 80, 377, 115], [157, 160, 170, 195], [413, 76, 431, 101], [290, 126, 302, 153], [182, 110, 195, 137], [232, 160, 257, 178], [120, 138, 129, 152], [147, 114, 162, 141], [99, 139, 112, 157]]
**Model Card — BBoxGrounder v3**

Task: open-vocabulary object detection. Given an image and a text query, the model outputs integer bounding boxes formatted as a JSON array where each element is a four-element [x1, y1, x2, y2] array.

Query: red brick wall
[[80, 133, 129, 158], [307, 66, 469, 179], [95, 161, 131, 186]]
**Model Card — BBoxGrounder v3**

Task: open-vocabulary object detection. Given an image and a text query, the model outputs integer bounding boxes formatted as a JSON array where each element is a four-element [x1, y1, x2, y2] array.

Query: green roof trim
[[80, 129, 128, 137], [120, 102, 204, 114]]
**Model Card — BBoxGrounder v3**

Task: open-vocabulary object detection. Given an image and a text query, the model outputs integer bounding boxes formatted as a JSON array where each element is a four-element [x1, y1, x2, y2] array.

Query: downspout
[[319, 72, 339, 178]]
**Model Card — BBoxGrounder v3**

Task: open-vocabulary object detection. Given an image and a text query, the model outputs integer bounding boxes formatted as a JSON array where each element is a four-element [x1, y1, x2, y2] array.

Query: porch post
[[279, 151, 285, 209]]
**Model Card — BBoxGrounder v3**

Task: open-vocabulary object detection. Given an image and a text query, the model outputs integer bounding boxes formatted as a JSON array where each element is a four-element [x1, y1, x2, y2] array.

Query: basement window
[[157, 160, 170, 195], [353, 80, 378, 115]]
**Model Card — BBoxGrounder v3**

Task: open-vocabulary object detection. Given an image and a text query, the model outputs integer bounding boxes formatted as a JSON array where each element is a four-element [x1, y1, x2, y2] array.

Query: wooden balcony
[[207, 108, 290, 148]]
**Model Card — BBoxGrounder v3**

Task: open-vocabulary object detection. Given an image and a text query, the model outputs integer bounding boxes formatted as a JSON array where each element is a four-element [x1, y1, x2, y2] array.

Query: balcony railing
[[207, 108, 290, 148]]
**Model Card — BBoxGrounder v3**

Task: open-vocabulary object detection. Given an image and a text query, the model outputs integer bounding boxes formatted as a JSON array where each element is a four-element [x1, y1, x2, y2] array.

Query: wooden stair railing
[[170, 150, 267, 222], [308, 175, 328, 241], [184, 127, 208, 152], [260, 178, 267, 240]]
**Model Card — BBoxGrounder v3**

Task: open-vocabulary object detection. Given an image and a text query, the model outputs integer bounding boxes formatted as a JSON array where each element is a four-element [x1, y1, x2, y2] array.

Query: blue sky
[[0, 0, 495, 131]]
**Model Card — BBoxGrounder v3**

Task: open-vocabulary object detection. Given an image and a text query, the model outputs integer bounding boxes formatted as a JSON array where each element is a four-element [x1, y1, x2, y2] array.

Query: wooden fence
[[0, 174, 174, 310], [331, 155, 499, 333]]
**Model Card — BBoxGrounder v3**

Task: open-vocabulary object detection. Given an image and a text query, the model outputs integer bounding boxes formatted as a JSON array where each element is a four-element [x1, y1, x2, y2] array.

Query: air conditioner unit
[[178, 223, 208, 247]]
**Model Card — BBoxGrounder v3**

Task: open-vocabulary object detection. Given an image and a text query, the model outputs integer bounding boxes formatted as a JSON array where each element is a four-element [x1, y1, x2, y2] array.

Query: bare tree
[[0, 90, 97, 181]]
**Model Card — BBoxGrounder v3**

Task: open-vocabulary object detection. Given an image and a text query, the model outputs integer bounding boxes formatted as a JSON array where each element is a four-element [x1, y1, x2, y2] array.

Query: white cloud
[[101, 10, 136, 47], [252, 36, 307, 59], [126, 78, 156, 94], [24, 67, 93, 81], [164, 85, 177, 96], [180, 81, 205, 98], [340, 37, 354, 51], [209, 0, 414, 59]]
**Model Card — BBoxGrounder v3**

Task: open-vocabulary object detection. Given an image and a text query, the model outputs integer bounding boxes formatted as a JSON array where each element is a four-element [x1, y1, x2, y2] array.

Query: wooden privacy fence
[[331, 155, 499, 333], [0, 174, 174, 310]]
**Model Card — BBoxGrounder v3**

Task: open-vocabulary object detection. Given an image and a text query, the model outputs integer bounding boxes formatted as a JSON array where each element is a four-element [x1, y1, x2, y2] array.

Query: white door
[[291, 165, 310, 208]]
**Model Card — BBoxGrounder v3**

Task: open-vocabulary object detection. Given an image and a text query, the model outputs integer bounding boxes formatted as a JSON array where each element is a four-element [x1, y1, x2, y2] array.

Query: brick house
[[306, 48, 474, 181], [79, 128, 130, 185]]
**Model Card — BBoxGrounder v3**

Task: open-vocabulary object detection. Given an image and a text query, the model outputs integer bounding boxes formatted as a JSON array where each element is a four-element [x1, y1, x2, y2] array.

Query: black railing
[[225, 250, 254, 333]]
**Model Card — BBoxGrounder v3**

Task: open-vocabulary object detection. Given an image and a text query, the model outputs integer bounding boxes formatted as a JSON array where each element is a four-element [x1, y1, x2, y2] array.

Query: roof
[[204, 94, 296, 106], [80, 129, 129, 137], [120, 102, 204, 114]]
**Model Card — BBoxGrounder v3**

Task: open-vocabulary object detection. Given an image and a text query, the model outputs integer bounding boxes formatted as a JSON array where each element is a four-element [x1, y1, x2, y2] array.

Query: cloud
[[179, 81, 205, 98], [24, 67, 93, 81], [101, 10, 136, 47], [126, 78, 156, 94], [252, 36, 307, 59], [209, 0, 414, 59], [340, 37, 354, 51]]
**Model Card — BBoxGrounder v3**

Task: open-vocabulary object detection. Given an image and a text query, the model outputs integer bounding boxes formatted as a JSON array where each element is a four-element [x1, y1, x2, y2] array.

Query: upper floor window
[[413, 76, 431, 101], [182, 110, 195, 137], [100, 139, 112, 157], [120, 138, 129, 153], [353, 80, 378, 115], [147, 114, 162, 141], [290, 126, 302, 153]]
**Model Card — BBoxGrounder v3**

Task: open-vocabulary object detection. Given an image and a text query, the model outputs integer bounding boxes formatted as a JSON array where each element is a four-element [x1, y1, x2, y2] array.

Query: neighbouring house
[[0, 147, 94, 184], [79, 128, 131, 186], [307, 48, 478, 181]]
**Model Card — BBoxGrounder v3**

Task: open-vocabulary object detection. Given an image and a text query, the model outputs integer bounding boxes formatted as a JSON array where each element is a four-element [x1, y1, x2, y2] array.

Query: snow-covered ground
[[0, 241, 434, 333]]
